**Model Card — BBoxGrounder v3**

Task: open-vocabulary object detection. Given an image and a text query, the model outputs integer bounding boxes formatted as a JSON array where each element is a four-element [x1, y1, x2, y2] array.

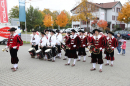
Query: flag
[[0, 0, 8, 23], [19, 0, 26, 22]]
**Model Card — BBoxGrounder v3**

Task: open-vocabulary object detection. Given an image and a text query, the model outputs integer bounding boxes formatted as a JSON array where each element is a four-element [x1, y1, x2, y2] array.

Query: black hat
[[78, 30, 85, 33], [45, 29, 50, 32], [32, 30, 37, 32], [56, 30, 60, 33], [50, 30, 56, 34], [67, 31, 71, 34], [71, 29, 77, 33], [93, 29, 102, 33], [8, 27, 17, 31], [107, 31, 114, 36], [41, 32, 46, 35]]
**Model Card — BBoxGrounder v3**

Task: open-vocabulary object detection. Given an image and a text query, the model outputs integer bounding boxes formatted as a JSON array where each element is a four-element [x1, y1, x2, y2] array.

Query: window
[[81, 20, 86, 25], [116, 7, 120, 13], [113, 8, 115, 12], [112, 15, 115, 20]]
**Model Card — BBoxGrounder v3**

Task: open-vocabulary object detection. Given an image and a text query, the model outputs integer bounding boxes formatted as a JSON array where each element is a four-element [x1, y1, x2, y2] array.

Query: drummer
[[45, 29, 50, 40], [56, 30, 62, 59], [39, 32, 48, 60], [30, 30, 40, 50], [47, 30, 57, 62]]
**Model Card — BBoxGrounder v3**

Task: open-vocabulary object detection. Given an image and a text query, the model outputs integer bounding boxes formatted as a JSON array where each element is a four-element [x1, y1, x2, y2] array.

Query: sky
[[7, 0, 129, 15]]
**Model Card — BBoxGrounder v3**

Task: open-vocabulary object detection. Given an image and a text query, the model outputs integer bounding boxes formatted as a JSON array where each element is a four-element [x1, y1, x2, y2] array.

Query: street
[[0, 41, 130, 86]]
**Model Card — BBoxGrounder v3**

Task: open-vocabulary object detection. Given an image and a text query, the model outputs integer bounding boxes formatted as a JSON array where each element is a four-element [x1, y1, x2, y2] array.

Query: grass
[[23, 41, 30, 44]]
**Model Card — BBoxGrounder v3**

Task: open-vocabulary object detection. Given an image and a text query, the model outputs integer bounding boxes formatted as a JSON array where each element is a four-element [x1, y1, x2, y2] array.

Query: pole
[[25, 0, 27, 42]]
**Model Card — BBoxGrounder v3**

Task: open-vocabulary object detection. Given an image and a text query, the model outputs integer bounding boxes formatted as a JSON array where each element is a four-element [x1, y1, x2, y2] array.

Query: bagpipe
[[89, 45, 100, 54]]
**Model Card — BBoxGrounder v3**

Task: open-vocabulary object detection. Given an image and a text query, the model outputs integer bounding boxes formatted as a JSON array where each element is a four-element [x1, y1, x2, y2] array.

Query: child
[[121, 41, 126, 56]]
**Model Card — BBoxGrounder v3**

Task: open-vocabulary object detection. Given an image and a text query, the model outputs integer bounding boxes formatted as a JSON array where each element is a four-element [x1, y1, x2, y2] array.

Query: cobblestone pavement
[[0, 41, 130, 86]]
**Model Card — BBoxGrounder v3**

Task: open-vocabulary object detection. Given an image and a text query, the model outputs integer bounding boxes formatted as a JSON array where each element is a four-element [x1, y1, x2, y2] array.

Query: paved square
[[0, 41, 130, 86]]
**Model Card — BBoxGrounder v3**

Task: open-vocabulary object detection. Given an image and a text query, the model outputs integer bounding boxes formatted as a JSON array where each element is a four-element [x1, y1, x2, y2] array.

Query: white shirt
[[47, 35, 56, 47], [39, 36, 47, 47], [30, 34, 40, 45], [56, 33, 62, 45]]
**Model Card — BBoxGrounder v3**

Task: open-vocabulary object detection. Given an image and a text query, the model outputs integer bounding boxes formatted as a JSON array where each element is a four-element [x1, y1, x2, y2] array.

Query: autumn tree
[[43, 14, 53, 28], [118, 2, 130, 29], [55, 11, 68, 28], [91, 20, 98, 28], [97, 20, 108, 30], [52, 11, 59, 29], [71, 0, 98, 29]]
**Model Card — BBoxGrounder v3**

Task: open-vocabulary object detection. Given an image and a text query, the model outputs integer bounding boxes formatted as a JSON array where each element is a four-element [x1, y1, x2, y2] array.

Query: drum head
[[28, 48, 35, 51], [36, 49, 42, 53], [45, 49, 51, 53]]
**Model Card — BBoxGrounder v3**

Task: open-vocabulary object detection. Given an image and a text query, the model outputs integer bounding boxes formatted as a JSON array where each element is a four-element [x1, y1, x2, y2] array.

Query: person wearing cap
[[5, 27, 23, 72], [45, 29, 50, 40], [56, 30, 62, 59], [39, 32, 48, 60], [63, 31, 71, 60], [65, 29, 80, 67], [47, 30, 57, 62], [105, 31, 118, 67], [90, 29, 106, 72], [77, 30, 88, 62], [30, 30, 40, 51]]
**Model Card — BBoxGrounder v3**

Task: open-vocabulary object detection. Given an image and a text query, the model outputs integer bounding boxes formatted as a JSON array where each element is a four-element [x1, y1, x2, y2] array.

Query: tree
[[52, 11, 59, 29], [97, 20, 108, 30], [26, 5, 43, 32], [91, 20, 98, 28], [55, 11, 68, 28], [71, 0, 97, 29], [9, 6, 19, 21], [118, 2, 130, 29], [43, 14, 53, 28]]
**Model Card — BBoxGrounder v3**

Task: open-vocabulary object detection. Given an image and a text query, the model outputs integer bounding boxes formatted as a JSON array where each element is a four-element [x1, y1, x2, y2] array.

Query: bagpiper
[[105, 31, 118, 67], [56, 30, 62, 59], [39, 32, 48, 60], [30, 30, 40, 51], [77, 30, 88, 62], [5, 27, 23, 72], [65, 29, 80, 67], [90, 29, 106, 72], [47, 30, 57, 62]]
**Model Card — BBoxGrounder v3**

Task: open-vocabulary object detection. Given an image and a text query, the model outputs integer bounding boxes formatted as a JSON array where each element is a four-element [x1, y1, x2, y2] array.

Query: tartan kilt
[[68, 49, 78, 59]]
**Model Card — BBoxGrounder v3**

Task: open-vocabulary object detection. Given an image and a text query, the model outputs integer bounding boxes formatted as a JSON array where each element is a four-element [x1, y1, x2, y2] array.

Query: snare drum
[[28, 48, 36, 58], [45, 49, 52, 59], [36, 49, 44, 59]]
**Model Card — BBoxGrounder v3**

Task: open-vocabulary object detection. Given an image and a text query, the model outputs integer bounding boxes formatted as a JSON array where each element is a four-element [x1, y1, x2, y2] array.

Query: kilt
[[78, 47, 86, 56], [68, 49, 78, 59], [40, 46, 46, 55], [32, 45, 38, 51], [10, 49, 19, 64], [91, 51, 103, 64], [56, 45, 61, 53], [65, 49, 70, 56], [106, 50, 115, 61]]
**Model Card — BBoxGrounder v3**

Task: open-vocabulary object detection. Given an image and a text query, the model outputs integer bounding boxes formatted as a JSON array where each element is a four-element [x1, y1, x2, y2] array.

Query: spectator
[[121, 41, 126, 56], [116, 34, 122, 54]]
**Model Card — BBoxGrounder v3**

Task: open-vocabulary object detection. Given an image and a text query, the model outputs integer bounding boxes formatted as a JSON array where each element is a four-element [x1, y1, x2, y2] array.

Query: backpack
[[17, 35, 23, 46]]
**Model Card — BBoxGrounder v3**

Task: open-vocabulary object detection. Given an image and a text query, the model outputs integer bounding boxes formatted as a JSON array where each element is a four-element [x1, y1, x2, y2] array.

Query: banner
[[0, 0, 8, 23], [19, 0, 26, 22]]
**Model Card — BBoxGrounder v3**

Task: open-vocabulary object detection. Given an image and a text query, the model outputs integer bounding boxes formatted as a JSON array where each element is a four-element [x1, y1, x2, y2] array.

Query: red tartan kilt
[[78, 47, 86, 56], [11, 57, 19, 64], [65, 49, 70, 56], [68, 49, 78, 59], [106, 56, 115, 61], [91, 52, 103, 64]]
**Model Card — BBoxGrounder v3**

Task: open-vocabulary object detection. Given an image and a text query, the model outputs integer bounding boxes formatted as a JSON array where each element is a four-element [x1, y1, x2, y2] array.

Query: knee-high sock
[[100, 64, 102, 69], [68, 58, 71, 63], [45, 55, 47, 59], [84, 56, 86, 60], [78, 56, 81, 60], [105, 54, 106, 57], [14, 64, 18, 69], [64, 56, 67, 59], [53, 57, 55, 60], [107, 60, 109, 64], [93, 63, 96, 68], [73, 59, 77, 64], [111, 61, 113, 64], [59, 53, 61, 57]]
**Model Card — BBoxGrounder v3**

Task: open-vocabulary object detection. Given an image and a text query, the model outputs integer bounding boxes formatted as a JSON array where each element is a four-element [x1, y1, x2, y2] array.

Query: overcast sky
[[7, 0, 128, 14]]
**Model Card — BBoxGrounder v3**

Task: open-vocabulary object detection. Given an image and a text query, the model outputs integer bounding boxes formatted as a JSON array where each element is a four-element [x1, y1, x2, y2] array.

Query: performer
[[56, 30, 62, 59], [30, 30, 40, 51], [65, 29, 80, 66], [45, 29, 50, 40], [47, 30, 57, 62], [5, 27, 23, 72], [90, 29, 106, 72], [63, 31, 71, 60], [39, 32, 48, 60], [77, 30, 88, 62], [87, 32, 93, 57], [105, 31, 118, 67]]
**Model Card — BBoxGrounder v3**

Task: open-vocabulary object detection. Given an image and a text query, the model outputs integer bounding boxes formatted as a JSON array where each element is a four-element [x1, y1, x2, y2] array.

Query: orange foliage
[[97, 20, 108, 30], [91, 20, 98, 27], [55, 11, 68, 27], [43, 14, 53, 27]]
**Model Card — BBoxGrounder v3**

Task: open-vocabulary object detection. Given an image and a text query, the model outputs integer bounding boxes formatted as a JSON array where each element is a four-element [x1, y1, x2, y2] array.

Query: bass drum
[[36, 49, 44, 59], [45, 49, 53, 60], [28, 48, 36, 58]]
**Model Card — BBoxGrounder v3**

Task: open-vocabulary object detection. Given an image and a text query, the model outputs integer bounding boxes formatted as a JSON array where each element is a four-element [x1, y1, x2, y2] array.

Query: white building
[[71, 1, 125, 31]]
